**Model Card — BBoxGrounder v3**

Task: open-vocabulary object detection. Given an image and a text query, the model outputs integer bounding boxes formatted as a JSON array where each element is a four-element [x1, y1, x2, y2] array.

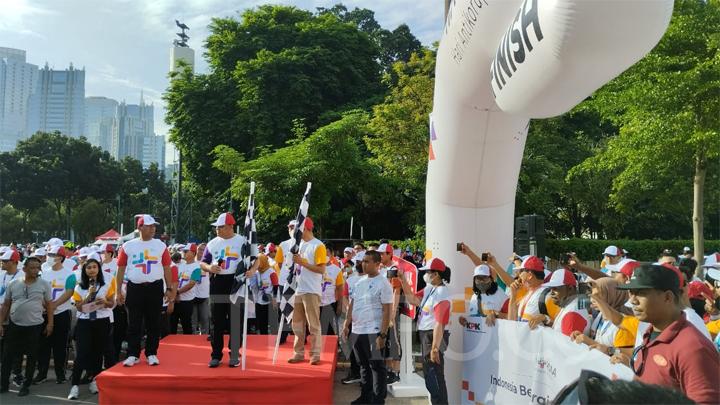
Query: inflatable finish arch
[[427, 0, 674, 402]]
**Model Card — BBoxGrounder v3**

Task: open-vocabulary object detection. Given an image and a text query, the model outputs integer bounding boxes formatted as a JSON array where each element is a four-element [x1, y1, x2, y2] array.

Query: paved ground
[[0, 362, 429, 404]]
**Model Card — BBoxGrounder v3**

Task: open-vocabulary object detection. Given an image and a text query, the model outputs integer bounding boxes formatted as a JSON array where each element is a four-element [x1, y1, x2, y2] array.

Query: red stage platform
[[96, 335, 338, 404]]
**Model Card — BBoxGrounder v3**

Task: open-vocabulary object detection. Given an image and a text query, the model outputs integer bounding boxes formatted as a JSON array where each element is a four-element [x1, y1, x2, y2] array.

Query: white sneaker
[[123, 356, 140, 367], [68, 385, 79, 400], [89, 379, 98, 394], [147, 355, 160, 366]]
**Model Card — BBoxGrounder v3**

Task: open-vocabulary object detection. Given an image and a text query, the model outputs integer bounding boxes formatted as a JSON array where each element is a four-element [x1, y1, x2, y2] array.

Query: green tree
[[165, 5, 385, 193], [366, 49, 435, 226], [213, 111, 397, 242], [579, 0, 720, 261], [72, 198, 113, 243]]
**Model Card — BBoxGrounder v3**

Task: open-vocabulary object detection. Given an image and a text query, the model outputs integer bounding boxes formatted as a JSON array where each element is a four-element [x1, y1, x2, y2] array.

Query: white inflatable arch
[[427, 0, 674, 402]]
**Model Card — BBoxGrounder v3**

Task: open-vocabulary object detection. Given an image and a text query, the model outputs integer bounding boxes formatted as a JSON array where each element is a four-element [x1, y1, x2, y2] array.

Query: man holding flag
[[288, 217, 327, 365], [200, 213, 253, 368]]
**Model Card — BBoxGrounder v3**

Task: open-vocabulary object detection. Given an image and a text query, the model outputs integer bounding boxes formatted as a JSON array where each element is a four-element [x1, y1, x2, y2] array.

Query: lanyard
[[420, 286, 437, 311]]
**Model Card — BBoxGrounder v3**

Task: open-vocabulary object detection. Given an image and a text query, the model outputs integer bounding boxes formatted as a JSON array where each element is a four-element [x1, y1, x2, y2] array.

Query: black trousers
[[170, 300, 194, 335], [72, 318, 109, 385], [111, 305, 128, 363], [210, 274, 244, 360], [352, 333, 387, 404], [0, 331, 22, 376], [255, 303, 270, 335], [37, 309, 71, 380], [102, 322, 116, 368], [126, 280, 164, 358], [419, 330, 450, 405], [1, 323, 42, 390]]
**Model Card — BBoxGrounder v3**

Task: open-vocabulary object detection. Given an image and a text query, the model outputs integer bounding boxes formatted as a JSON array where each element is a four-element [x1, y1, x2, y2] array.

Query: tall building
[[27, 63, 85, 138], [111, 95, 163, 168], [84, 96, 118, 151], [0, 47, 38, 151]]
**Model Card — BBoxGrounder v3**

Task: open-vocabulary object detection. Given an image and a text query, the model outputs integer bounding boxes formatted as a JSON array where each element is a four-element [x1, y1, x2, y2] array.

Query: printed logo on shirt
[[51, 280, 65, 300], [178, 273, 191, 289], [215, 247, 239, 269], [132, 249, 158, 275]]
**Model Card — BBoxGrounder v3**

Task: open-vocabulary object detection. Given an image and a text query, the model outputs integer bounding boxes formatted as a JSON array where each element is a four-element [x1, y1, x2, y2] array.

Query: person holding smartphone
[[341, 250, 392, 405]]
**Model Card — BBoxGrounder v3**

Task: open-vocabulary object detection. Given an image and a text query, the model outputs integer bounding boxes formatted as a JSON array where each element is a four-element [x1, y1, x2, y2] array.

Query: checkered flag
[[230, 182, 257, 303]]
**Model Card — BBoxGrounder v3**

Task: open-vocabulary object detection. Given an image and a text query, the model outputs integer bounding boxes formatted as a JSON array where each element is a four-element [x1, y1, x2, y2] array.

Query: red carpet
[[96, 335, 338, 404]]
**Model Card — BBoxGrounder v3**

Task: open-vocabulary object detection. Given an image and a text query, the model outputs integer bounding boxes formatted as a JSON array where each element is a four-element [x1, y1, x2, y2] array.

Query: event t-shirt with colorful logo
[[72, 272, 116, 320], [202, 234, 245, 275], [177, 261, 202, 301], [468, 289, 508, 317], [41, 266, 77, 314], [416, 284, 451, 331], [194, 269, 210, 299], [321, 263, 344, 306], [117, 238, 172, 284]]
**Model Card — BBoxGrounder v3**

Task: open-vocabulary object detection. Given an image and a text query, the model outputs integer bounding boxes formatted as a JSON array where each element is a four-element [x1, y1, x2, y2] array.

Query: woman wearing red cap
[[398, 257, 451, 405]]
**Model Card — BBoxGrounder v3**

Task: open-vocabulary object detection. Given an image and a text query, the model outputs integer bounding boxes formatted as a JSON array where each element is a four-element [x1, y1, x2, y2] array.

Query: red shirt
[[634, 313, 720, 404]]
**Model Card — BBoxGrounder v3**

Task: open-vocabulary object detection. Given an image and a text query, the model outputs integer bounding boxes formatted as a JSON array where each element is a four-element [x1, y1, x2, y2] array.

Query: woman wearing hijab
[[459, 264, 508, 327], [570, 277, 635, 357]]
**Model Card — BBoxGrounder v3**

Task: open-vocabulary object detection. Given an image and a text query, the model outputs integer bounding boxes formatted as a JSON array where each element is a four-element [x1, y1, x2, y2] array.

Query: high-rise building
[[0, 47, 38, 151], [27, 63, 85, 138], [111, 95, 163, 168], [84, 96, 118, 151]]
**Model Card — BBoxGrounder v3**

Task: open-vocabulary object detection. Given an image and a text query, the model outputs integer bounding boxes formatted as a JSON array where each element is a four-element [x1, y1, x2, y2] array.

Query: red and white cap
[[343, 247, 354, 254], [708, 268, 720, 282], [47, 245, 66, 256], [515, 256, 545, 273], [419, 257, 447, 272], [542, 269, 577, 288], [100, 243, 114, 253], [211, 213, 236, 227], [0, 248, 20, 262], [182, 243, 198, 253], [265, 243, 276, 254], [303, 217, 314, 231], [378, 243, 393, 254], [136, 214, 159, 227], [473, 264, 491, 277], [687, 281, 713, 301], [288, 220, 298, 227], [616, 259, 641, 279], [702, 252, 720, 268], [603, 245, 622, 257]]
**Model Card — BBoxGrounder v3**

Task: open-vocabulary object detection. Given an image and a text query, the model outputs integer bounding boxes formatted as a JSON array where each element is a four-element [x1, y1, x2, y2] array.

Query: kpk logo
[[536, 357, 557, 377], [132, 249, 158, 275], [215, 246, 239, 269]]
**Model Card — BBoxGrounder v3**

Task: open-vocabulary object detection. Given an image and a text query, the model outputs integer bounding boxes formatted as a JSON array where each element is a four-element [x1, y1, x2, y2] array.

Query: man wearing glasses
[[616, 264, 719, 404], [0, 257, 53, 397]]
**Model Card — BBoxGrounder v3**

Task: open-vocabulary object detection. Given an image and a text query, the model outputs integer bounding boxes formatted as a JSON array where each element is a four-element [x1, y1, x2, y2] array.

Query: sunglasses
[[630, 344, 647, 376]]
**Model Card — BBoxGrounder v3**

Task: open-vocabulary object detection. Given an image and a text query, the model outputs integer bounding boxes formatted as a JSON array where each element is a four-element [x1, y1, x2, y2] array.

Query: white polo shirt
[[350, 274, 393, 334]]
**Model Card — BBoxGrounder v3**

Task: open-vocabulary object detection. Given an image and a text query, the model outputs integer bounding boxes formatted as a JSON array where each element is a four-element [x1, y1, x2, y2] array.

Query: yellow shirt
[[707, 319, 720, 338]]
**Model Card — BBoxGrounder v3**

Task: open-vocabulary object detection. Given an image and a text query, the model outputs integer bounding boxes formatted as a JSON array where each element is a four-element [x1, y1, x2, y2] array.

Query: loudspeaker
[[514, 215, 545, 257]]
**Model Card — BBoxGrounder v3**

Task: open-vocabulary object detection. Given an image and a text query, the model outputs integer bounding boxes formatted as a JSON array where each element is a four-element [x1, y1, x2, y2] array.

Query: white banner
[[461, 318, 634, 404]]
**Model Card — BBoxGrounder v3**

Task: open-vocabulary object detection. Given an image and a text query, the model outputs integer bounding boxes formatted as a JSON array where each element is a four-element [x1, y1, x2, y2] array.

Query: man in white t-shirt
[[171, 244, 201, 335], [541, 269, 591, 337], [320, 255, 343, 335], [288, 217, 327, 365], [200, 213, 255, 368], [116, 215, 174, 367], [192, 243, 210, 335], [275, 220, 297, 345], [341, 250, 392, 404]]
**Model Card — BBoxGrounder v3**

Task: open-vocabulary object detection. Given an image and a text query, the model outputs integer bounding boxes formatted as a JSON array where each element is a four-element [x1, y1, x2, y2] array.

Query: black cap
[[617, 263, 679, 293]]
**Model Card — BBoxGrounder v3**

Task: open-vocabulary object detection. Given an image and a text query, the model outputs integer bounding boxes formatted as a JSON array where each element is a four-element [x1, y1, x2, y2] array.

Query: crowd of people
[[1, 212, 720, 404]]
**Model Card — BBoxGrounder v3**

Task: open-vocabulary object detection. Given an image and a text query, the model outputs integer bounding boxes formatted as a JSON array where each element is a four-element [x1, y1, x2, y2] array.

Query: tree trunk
[[693, 150, 706, 278]]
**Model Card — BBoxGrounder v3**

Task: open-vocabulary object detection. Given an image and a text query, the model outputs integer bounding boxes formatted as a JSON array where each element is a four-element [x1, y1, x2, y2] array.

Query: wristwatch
[[606, 346, 616, 356]]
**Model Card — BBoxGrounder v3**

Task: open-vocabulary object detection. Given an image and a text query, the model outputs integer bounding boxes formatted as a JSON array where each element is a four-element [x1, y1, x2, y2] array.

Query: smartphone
[[481, 253, 488, 262], [456, 242, 463, 252], [386, 268, 398, 279]]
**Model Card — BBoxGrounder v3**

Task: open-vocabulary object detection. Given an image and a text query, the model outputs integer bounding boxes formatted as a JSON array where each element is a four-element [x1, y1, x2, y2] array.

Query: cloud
[[0, 0, 56, 37]]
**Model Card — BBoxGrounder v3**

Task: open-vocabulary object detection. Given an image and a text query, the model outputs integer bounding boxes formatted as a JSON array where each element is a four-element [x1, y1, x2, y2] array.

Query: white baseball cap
[[602, 245, 622, 257], [473, 264, 491, 277], [702, 252, 720, 268], [32, 247, 47, 257], [136, 214, 159, 227], [44, 237, 64, 247]]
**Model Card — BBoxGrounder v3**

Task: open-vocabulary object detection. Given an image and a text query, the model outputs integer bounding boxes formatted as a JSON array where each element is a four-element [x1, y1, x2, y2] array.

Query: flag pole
[[241, 181, 255, 371], [272, 305, 285, 364]]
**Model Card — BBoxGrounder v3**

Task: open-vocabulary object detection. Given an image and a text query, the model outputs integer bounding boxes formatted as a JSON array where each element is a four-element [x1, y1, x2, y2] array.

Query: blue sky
[[0, 0, 444, 156]]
